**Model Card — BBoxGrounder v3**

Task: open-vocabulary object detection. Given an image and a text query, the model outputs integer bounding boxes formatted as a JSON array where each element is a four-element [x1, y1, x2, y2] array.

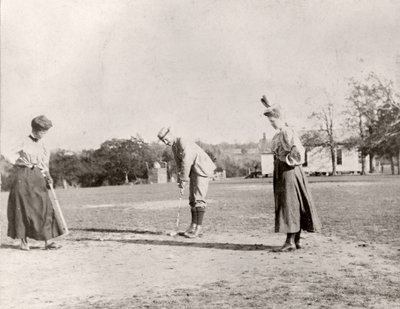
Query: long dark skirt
[[273, 159, 321, 233], [7, 166, 63, 240]]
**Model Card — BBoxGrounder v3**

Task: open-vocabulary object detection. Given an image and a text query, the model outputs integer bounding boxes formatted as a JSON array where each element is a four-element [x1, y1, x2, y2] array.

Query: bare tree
[[307, 91, 339, 175], [345, 82, 369, 174]]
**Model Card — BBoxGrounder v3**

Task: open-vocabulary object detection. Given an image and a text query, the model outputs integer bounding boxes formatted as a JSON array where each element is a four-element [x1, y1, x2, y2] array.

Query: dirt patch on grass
[[0, 231, 399, 309], [1, 177, 400, 308]]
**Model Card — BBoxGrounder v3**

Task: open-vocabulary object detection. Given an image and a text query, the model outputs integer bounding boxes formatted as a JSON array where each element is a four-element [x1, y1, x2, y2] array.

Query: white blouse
[[5, 134, 50, 173], [271, 127, 305, 166]]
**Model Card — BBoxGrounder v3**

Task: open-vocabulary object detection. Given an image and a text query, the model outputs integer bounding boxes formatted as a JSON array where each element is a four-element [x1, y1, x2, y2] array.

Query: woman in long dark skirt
[[7, 115, 64, 250], [261, 95, 321, 252]]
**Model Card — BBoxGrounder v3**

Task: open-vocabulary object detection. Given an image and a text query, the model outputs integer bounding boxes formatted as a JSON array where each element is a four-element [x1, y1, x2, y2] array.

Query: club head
[[167, 231, 178, 237]]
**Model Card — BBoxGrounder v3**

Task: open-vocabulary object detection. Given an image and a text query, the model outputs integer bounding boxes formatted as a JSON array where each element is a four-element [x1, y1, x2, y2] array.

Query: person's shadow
[[1, 243, 45, 250], [71, 228, 279, 251]]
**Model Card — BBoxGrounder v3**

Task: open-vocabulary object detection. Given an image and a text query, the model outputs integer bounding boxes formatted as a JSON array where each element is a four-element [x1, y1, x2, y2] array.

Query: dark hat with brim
[[31, 115, 53, 130], [157, 127, 170, 141]]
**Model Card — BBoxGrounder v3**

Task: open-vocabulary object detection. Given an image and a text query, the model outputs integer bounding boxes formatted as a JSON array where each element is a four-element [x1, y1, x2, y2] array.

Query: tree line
[[0, 136, 260, 190], [1, 72, 398, 188]]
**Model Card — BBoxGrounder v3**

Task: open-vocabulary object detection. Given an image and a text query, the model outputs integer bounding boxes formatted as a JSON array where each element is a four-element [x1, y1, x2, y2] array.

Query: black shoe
[[295, 232, 302, 249]]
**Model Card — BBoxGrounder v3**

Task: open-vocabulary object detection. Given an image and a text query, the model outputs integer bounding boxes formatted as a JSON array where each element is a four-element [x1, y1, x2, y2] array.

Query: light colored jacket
[[172, 138, 216, 181]]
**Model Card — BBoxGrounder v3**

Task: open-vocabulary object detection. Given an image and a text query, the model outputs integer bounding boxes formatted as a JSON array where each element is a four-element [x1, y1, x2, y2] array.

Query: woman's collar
[[29, 134, 39, 142]]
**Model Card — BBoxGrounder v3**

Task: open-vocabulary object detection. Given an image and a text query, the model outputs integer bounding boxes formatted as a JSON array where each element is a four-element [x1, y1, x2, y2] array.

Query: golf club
[[49, 184, 69, 235], [167, 190, 183, 236]]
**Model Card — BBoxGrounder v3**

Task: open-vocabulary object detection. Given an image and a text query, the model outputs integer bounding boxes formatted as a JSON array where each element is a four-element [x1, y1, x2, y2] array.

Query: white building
[[258, 133, 274, 176], [258, 132, 374, 176], [302, 146, 369, 175]]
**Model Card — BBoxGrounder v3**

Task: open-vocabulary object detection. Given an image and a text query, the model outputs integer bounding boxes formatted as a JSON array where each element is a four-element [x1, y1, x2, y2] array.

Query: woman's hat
[[261, 95, 282, 118], [31, 115, 53, 130]]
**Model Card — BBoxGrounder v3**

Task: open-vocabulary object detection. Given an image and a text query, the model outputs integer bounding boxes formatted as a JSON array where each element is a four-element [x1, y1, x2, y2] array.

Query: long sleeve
[[3, 136, 50, 177], [173, 139, 195, 182], [2, 140, 25, 165], [172, 138, 216, 180], [281, 128, 305, 166]]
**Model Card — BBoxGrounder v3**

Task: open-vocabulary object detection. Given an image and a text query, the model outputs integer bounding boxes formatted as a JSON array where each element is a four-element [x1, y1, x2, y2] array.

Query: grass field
[[0, 175, 399, 308]]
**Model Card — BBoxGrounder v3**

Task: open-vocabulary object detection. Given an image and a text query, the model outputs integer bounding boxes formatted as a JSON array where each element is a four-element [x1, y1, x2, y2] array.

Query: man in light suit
[[158, 127, 216, 238]]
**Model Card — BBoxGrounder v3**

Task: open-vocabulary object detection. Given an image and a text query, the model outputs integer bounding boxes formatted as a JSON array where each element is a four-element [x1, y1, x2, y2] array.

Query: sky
[[1, 0, 400, 152]]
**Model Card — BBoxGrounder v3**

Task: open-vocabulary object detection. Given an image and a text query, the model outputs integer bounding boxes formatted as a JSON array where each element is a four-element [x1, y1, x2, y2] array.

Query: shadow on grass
[[70, 227, 164, 235], [0, 244, 20, 250], [0, 244, 45, 251], [75, 237, 278, 251], [70, 228, 278, 251]]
